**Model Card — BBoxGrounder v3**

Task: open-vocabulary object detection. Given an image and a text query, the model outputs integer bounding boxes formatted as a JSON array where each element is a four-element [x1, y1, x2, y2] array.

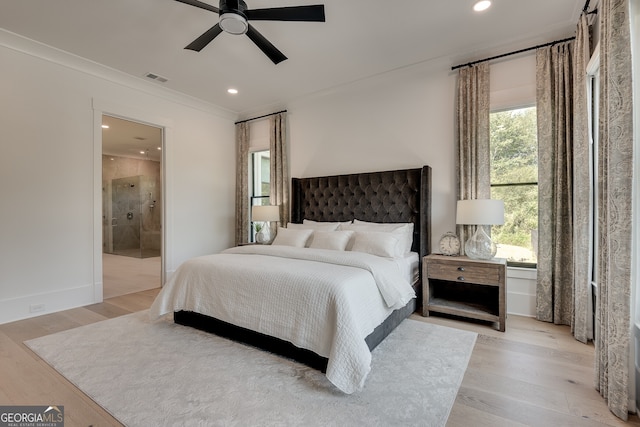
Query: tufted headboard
[[291, 166, 432, 261]]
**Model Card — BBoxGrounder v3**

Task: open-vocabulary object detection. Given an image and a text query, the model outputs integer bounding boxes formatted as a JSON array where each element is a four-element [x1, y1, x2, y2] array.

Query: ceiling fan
[[175, 0, 326, 64]]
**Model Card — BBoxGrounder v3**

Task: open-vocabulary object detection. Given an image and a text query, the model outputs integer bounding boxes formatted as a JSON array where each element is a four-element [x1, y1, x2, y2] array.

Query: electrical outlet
[[29, 303, 45, 313]]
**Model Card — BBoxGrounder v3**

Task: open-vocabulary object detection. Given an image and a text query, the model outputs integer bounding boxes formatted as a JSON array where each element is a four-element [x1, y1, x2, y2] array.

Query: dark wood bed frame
[[175, 166, 432, 372]]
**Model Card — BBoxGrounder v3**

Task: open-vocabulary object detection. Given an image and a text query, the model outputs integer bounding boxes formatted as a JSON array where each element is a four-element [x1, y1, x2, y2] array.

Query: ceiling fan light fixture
[[219, 13, 248, 35], [175, 0, 325, 63]]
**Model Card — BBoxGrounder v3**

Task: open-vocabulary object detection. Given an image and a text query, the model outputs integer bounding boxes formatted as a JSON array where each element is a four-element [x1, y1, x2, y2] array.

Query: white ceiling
[[0, 0, 583, 119]]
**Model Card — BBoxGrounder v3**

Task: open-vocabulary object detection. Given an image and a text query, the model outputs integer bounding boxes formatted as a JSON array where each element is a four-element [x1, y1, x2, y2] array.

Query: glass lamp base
[[255, 222, 272, 244], [465, 225, 496, 260]]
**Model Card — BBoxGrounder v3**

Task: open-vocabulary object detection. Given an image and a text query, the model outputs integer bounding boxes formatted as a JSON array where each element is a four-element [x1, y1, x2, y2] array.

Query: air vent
[[145, 72, 169, 83]]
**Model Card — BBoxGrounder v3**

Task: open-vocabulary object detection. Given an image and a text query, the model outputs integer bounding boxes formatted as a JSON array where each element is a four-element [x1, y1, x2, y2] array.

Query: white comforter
[[149, 245, 415, 393]]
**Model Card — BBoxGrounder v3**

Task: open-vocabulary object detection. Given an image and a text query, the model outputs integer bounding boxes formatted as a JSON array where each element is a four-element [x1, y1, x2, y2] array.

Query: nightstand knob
[[457, 267, 465, 272], [457, 276, 465, 281]]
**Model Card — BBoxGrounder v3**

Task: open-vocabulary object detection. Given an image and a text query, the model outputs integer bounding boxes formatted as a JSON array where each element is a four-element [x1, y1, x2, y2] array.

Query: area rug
[[25, 311, 476, 427]]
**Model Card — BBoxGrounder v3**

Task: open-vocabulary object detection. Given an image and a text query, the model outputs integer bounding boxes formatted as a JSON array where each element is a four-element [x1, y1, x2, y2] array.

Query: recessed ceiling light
[[140, 151, 146, 155], [101, 124, 109, 129], [474, 1, 491, 12], [157, 146, 162, 151], [227, 88, 238, 94]]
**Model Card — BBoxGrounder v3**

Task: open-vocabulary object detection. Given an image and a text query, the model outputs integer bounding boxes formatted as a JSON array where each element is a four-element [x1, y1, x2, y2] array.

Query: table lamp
[[251, 205, 280, 244], [456, 199, 505, 260]]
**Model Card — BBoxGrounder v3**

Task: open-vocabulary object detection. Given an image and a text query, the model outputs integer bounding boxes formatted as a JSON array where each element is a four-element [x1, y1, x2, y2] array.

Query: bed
[[149, 166, 432, 393]]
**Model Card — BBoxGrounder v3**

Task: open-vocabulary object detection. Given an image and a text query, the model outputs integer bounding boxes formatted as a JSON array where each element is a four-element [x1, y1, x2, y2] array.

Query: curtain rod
[[235, 110, 287, 125], [582, 0, 598, 14], [451, 36, 576, 71]]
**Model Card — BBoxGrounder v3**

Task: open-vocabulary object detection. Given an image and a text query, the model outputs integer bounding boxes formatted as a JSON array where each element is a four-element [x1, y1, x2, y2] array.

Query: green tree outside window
[[490, 107, 538, 266]]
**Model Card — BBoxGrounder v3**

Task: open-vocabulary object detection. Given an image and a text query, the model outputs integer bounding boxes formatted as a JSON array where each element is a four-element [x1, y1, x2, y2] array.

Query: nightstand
[[422, 254, 507, 331]]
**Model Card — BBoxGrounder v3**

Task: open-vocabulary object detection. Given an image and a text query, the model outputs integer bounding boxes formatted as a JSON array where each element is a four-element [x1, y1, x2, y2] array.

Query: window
[[490, 106, 538, 267], [249, 150, 270, 241]]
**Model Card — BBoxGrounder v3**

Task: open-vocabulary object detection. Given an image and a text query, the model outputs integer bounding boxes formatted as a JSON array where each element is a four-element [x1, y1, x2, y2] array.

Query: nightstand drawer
[[427, 262, 500, 286]]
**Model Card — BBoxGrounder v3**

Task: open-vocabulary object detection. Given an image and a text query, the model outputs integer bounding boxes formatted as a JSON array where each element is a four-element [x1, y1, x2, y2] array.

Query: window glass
[[490, 106, 538, 266], [252, 150, 270, 203], [250, 150, 270, 241]]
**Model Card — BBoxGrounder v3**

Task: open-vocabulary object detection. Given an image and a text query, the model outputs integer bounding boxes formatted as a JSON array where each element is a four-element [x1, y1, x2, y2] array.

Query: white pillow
[[304, 219, 352, 227], [350, 231, 402, 258], [271, 228, 313, 248], [341, 221, 414, 255], [288, 222, 339, 231], [308, 230, 354, 251], [287, 223, 338, 246]]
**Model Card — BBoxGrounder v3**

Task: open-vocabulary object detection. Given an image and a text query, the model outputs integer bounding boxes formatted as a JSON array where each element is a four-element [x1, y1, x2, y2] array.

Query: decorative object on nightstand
[[456, 199, 504, 260], [438, 232, 460, 256], [422, 254, 507, 331], [252, 205, 280, 244]]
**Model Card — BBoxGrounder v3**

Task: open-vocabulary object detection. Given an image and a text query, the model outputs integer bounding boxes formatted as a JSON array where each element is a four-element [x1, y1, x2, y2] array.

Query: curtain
[[269, 112, 289, 228], [595, 0, 633, 420], [455, 62, 491, 252], [535, 41, 575, 326], [572, 14, 594, 343], [234, 122, 250, 245]]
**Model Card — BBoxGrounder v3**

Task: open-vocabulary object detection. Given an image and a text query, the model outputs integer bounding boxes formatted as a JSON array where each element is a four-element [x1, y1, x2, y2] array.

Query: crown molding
[[0, 28, 237, 121]]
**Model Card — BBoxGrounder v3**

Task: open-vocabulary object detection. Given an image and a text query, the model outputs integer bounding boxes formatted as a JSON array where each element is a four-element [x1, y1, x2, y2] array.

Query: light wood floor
[[412, 314, 640, 427], [102, 253, 161, 299], [1, 291, 638, 426]]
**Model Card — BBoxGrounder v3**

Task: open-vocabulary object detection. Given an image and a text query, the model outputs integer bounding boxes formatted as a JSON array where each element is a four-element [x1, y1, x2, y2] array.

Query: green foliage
[[490, 107, 538, 184], [490, 107, 538, 259]]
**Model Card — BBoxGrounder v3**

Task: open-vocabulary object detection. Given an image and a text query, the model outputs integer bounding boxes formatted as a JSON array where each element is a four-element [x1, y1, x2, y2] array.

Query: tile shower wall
[[110, 175, 142, 254], [102, 155, 161, 258]]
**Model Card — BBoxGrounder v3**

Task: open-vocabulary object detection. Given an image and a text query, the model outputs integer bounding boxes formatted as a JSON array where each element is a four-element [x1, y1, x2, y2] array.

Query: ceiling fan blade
[[185, 24, 223, 51], [245, 5, 325, 22], [174, 0, 219, 13], [246, 24, 287, 64]]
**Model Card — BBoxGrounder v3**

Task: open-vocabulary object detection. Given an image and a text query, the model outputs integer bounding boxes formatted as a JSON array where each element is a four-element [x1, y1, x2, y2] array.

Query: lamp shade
[[252, 205, 280, 222], [456, 199, 504, 225]]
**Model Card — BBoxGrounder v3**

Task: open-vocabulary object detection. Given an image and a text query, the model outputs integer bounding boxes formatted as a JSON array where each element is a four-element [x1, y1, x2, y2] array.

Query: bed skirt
[[174, 297, 416, 372]]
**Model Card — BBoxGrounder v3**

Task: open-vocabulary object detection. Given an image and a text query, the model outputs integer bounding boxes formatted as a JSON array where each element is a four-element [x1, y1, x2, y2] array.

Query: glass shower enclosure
[[103, 175, 161, 258]]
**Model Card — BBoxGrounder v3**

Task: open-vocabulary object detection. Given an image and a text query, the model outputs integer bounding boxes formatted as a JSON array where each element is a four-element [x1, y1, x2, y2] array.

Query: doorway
[[101, 115, 163, 298]]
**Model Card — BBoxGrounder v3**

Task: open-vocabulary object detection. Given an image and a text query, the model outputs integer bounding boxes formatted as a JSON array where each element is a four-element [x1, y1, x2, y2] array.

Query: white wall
[[288, 54, 538, 316], [289, 58, 457, 245], [0, 31, 236, 324]]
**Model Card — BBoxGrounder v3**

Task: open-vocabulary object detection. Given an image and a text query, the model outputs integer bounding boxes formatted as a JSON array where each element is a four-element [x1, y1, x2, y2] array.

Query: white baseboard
[[0, 284, 97, 325], [506, 267, 537, 317], [94, 281, 104, 303], [507, 291, 536, 317]]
